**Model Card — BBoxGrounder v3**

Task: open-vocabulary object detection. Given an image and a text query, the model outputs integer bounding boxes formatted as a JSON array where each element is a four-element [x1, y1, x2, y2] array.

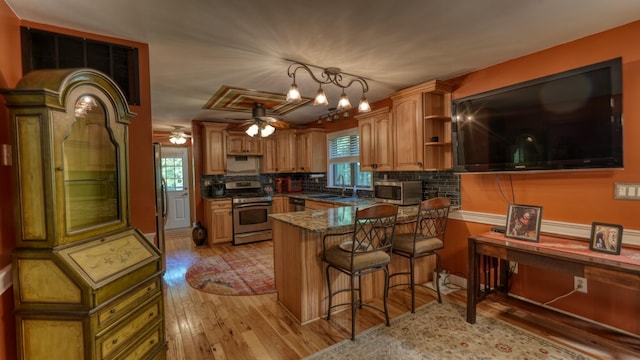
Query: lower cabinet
[[304, 200, 335, 211], [204, 199, 233, 245]]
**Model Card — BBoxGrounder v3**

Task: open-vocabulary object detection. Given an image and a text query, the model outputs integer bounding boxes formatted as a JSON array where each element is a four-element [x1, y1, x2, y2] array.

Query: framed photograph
[[589, 222, 623, 255], [505, 204, 543, 242]]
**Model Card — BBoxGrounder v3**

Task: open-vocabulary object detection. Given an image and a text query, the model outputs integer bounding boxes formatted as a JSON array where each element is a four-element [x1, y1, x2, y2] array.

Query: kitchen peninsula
[[270, 203, 429, 324]]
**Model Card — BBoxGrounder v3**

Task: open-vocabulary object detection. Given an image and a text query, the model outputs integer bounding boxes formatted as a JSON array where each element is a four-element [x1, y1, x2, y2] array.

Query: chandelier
[[285, 61, 371, 113], [245, 103, 276, 138]]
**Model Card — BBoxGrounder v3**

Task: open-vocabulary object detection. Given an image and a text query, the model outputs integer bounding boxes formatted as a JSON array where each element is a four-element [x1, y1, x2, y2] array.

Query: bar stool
[[321, 203, 398, 340], [389, 197, 451, 312]]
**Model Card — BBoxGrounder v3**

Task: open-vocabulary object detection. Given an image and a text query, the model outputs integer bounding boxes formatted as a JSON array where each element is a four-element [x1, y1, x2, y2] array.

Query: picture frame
[[505, 204, 543, 242], [589, 222, 623, 255]]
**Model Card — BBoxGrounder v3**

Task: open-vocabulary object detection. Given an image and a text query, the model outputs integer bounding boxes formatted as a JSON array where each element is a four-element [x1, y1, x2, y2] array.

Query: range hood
[[226, 155, 260, 175]]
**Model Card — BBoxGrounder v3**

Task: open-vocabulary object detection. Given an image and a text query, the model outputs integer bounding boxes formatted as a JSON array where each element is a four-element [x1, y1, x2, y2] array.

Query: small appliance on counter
[[274, 177, 288, 193], [287, 177, 303, 192], [373, 180, 422, 205]]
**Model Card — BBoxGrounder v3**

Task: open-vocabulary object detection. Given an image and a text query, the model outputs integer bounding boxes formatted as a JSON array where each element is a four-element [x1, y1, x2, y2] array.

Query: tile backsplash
[[201, 170, 460, 207]]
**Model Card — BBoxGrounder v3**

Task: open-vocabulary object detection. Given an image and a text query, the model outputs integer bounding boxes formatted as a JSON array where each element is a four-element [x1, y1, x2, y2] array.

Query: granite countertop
[[270, 204, 420, 233]]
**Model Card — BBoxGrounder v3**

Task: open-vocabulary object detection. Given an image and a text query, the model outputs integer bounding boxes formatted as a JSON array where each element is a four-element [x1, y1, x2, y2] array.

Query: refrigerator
[[153, 142, 167, 272]]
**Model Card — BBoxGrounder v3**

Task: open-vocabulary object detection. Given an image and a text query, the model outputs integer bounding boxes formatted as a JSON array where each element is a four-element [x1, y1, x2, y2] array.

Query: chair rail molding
[[450, 210, 640, 246]]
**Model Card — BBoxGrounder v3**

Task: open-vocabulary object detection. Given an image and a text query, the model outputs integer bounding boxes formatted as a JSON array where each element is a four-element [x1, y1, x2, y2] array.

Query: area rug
[[305, 300, 595, 360], [185, 247, 276, 296]]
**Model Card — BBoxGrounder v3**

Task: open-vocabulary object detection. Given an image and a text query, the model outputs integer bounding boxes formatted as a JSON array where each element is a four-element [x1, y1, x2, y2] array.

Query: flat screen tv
[[451, 57, 623, 173]]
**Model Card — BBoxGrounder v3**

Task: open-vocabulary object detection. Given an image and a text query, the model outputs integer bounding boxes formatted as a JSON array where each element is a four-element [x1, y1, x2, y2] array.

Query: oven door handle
[[234, 202, 272, 208]]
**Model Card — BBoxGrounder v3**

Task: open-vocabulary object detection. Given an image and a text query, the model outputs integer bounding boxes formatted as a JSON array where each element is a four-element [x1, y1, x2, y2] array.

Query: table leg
[[466, 237, 478, 323]]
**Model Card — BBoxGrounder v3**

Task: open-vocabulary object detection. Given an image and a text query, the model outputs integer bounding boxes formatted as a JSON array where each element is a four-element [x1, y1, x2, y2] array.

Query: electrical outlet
[[574, 276, 587, 293]]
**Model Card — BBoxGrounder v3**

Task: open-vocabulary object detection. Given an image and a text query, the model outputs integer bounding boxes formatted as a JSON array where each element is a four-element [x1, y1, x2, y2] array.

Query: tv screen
[[451, 58, 623, 173]]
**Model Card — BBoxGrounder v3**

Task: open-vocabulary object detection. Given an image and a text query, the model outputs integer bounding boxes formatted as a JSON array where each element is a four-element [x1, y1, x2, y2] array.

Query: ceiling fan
[[225, 103, 295, 137], [167, 126, 192, 144]]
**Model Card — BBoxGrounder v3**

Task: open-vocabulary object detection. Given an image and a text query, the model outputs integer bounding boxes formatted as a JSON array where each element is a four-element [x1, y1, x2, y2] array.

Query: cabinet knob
[[417, 162, 423, 167], [372, 164, 377, 169]]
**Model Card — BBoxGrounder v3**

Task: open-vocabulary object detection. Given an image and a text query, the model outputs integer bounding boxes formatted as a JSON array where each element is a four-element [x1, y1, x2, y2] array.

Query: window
[[21, 27, 141, 105], [328, 129, 372, 190], [161, 157, 185, 191]]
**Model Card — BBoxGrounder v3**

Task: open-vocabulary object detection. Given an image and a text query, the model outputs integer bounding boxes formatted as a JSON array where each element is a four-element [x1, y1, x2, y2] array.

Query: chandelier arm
[[287, 62, 332, 85], [333, 77, 369, 93]]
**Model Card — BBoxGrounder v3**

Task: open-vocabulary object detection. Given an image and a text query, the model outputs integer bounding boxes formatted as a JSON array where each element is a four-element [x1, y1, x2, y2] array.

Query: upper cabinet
[[226, 131, 263, 155], [261, 135, 278, 173], [275, 129, 297, 173], [391, 80, 454, 171], [201, 122, 228, 175], [296, 128, 327, 173], [356, 107, 393, 172]]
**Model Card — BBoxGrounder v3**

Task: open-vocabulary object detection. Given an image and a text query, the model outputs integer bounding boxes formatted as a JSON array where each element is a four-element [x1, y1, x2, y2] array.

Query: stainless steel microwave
[[374, 180, 422, 205]]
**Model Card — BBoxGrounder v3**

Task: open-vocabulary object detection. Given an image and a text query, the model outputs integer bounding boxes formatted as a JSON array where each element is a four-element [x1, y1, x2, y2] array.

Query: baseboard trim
[[450, 210, 640, 246], [0, 264, 11, 296]]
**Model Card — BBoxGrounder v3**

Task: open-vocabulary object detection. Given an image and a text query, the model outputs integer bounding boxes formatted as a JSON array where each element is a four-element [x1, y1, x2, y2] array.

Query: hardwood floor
[[162, 228, 640, 360]]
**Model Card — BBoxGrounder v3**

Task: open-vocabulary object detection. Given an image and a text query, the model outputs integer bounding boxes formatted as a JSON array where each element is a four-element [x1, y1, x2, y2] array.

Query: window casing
[[327, 128, 372, 190]]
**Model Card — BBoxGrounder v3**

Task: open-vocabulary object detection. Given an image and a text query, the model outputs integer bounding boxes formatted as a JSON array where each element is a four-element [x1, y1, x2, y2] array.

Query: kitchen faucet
[[337, 175, 345, 197]]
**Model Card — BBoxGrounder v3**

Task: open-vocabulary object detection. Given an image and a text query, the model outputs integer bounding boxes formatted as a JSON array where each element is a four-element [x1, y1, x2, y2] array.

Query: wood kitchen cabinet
[[356, 107, 393, 171], [201, 122, 228, 174], [227, 131, 263, 155], [276, 129, 297, 172], [261, 135, 278, 173], [271, 196, 288, 213], [391, 79, 454, 171], [305, 199, 334, 211], [204, 199, 233, 245], [296, 128, 327, 172], [2, 69, 166, 359]]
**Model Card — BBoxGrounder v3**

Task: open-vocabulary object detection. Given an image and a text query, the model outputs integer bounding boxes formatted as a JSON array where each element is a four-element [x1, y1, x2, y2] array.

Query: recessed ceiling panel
[[203, 85, 311, 115]]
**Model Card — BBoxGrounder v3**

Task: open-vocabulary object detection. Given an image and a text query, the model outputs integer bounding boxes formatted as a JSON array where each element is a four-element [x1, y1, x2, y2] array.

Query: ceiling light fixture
[[169, 133, 188, 144], [245, 103, 277, 138], [286, 61, 371, 113]]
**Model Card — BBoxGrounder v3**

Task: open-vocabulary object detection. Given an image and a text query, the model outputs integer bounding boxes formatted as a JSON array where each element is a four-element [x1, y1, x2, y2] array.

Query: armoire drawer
[[96, 277, 160, 330], [96, 295, 163, 359]]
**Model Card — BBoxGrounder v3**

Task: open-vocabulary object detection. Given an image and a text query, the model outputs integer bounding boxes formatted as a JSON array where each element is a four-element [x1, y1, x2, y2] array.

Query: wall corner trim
[[0, 264, 12, 295]]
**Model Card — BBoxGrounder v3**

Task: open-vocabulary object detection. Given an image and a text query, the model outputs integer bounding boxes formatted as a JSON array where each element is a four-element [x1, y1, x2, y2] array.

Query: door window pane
[[161, 157, 184, 191]]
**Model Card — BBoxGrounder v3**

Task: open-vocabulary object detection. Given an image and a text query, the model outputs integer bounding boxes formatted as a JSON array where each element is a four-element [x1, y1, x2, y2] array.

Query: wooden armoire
[[2, 69, 166, 359]]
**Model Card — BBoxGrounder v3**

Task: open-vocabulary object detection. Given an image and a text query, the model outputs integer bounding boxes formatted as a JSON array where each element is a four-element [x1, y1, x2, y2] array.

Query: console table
[[466, 231, 640, 324]]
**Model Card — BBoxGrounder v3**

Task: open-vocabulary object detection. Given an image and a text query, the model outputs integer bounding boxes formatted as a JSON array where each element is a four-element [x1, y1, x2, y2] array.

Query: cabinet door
[[393, 93, 424, 171], [358, 117, 375, 171], [212, 206, 233, 244], [226, 134, 246, 155], [304, 200, 334, 211], [296, 129, 326, 173], [201, 123, 227, 175], [261, 136, 278, 173], [272, 197, 287, 214], [276, 130, 296, 172], [244, 137, 263, 155]]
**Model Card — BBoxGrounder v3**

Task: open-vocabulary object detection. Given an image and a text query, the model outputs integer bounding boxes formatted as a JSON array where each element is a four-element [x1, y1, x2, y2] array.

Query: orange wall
[[445, 20, 640, 334], [0, 5, 155, 358], [0, 3, 20, 359], [450, 21, 640, 228]]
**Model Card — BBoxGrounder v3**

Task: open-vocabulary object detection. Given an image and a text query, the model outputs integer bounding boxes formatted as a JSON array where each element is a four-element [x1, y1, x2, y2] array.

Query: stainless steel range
[[226, 180, 272, 245]]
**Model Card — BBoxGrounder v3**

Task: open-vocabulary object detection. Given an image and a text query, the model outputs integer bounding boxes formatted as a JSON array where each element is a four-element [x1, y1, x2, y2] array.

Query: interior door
[[162, 147, 191, 229]]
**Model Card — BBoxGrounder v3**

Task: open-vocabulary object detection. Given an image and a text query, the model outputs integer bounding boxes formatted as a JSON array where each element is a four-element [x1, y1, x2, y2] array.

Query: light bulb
[[358, 96, 371, 112], [313, 87, 328, 106], [337, 91, 352, 111], [260, 124, 275, 137], [286, 83, 302, 102], [245, 124, 259, 137]]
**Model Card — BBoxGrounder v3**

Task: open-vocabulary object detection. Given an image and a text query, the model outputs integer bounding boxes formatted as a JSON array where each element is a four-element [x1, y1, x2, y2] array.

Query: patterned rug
[[305, 300, 595, 360], [185, 247, 276, 296]]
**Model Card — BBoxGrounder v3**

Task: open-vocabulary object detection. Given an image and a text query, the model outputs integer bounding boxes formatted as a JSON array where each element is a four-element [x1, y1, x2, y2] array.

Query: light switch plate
[[614, 182, 640, 201]]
